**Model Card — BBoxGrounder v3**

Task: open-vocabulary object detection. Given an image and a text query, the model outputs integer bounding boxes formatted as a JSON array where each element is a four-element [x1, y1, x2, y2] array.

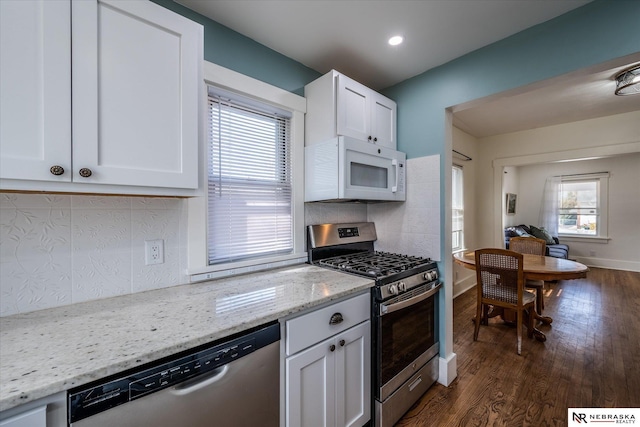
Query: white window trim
[[187, 61, 307, 281], [452, 164, 464, 253], [557, 172, 609, 241]]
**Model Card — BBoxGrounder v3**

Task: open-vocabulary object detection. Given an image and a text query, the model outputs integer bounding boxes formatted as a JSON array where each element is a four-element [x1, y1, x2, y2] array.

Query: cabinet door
[[0, 405, 46, 427], [335, 321, 371, 427], [336, 74, 371, 142], [0, 0, 71, 182], [72, 0, 201, 189], [370, 93, 397, 149], [286, 340, 335, 427]]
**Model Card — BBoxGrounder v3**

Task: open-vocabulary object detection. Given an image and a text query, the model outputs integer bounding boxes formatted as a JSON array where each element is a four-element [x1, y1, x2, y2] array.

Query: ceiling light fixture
[[388, 35, 403, 46], [614, 65, 640, 95]]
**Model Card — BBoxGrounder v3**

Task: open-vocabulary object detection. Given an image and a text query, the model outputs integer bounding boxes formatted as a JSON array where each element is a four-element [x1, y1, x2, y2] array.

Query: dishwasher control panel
[[68, 322, 280, 424]]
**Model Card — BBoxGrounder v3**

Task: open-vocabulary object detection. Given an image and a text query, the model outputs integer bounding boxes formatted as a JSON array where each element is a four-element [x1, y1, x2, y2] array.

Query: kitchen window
[[207, 92, 292, 264], [188, 62, 306, 281], [452, 165, 464, 252]]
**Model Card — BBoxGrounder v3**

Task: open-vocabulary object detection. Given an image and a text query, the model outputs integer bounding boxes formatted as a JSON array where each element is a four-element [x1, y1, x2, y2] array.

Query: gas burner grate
[[319, 251, 431, 279]]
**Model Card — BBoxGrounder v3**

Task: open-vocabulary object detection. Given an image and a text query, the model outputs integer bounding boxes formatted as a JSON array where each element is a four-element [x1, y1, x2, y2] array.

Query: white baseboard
[[438, 352, 457, 386], [453, 275, 476, 298], [573, 256, 640, 272]]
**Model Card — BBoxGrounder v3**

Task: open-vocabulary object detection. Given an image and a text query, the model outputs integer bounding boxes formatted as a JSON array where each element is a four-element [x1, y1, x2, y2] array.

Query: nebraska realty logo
[[569, 408, 638, 425]]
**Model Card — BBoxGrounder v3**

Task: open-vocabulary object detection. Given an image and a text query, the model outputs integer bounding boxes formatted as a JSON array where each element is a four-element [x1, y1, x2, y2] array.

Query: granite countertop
[[0, 264, 373, 412]]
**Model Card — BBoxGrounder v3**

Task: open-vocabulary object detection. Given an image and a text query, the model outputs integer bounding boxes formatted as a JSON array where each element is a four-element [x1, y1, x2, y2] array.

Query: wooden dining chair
[[474, 248, 536, 355], [508, 236, 546, 314]]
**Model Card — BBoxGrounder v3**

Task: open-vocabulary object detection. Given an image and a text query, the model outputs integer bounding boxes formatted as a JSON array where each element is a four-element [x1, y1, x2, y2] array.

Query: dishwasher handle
[[171, 365, 229, 395]]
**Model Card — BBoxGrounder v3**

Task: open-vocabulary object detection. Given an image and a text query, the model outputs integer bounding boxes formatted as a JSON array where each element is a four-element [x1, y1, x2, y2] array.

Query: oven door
[[375, 282, 440, 401]]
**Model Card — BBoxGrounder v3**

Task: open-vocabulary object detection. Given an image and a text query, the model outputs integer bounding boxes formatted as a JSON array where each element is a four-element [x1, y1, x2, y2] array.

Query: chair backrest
[[509, 236, 546, 256], [475, 248, 524, 305]]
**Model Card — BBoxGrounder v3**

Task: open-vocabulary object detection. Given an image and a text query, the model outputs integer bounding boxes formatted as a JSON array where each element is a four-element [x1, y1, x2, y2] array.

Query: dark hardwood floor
[[396, 267, 640, 427]]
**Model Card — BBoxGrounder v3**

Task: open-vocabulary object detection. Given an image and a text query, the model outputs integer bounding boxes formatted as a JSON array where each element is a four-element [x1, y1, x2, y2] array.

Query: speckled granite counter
[[0, 264, 373, 412]]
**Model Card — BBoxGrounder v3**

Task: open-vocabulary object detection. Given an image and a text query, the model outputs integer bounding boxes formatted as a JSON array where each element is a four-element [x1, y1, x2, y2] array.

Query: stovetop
[[318, 251, 432, 280], [307, 223, 439, 298]]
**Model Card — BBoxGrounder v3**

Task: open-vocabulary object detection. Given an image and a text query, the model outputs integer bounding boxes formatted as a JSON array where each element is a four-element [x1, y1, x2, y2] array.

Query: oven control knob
[[424, 271, 438, 281], [398, 282, 406, 292], [388, 284, 398, 295]]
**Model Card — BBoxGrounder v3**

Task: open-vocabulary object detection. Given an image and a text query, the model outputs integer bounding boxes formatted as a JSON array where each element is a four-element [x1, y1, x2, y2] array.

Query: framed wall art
[[506, 193, 517, 215]]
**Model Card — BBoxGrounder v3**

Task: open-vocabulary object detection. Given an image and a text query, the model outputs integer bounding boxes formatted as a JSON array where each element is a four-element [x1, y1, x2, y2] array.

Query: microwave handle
[[391, 159, 398, 193]]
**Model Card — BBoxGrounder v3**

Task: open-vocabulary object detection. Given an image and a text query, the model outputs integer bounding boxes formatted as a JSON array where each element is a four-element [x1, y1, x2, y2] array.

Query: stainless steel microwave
[[305, 136, 406, 202]]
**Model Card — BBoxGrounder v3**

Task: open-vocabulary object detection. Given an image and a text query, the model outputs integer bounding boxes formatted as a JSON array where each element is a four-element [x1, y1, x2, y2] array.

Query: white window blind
[[207, 94, 293, 265], [452, 165, 464, 252]]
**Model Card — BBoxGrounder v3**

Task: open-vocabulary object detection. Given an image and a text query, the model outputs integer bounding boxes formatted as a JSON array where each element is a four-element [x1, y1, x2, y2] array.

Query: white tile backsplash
[[1, 154, 440, 316], [0, 193, 186, 316], [131, 208, 182, 293], [305, 202, 367, 226], [368, 155, 441, 260]]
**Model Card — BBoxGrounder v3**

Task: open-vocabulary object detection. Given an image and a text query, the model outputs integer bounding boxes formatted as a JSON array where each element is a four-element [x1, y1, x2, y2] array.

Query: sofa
[[504, 224, 570, 259]]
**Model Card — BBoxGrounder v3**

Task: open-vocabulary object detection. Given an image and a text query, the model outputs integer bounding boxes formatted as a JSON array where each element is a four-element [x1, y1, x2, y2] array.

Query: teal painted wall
[[151, 0, 321, 96], [383, 0, 640, 159], [378, 0, 639, 357]]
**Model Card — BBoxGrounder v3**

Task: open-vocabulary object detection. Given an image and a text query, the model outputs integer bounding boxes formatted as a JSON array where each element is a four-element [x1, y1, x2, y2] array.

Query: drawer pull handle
[[329, 313, 343, 325], [329, 344, 336, 352]]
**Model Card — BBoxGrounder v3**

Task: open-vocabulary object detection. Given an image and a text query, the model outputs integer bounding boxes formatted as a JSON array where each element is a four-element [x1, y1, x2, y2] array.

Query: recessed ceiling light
[[388, 36, 403, 46]]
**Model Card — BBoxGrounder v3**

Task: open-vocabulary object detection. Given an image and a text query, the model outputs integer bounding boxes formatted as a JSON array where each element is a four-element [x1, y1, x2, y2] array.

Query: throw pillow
[[505, 227, 520, 237], [513, 226, 531, 237], [529, 225, 556, 245]]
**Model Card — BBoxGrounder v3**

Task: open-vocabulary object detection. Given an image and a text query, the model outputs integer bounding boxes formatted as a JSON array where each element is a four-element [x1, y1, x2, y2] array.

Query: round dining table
[[453, 250, 589, 341], [453, 251, 589, 281]]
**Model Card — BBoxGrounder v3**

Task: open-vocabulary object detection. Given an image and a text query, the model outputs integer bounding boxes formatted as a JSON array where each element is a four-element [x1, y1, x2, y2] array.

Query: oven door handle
[[380, 283, 441, 316]]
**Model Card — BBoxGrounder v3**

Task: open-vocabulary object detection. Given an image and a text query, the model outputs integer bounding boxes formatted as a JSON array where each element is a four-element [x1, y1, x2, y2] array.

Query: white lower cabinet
[[285, 293, 371, 427], [0, 406, 46, 427], [0, 392, 66, 427]]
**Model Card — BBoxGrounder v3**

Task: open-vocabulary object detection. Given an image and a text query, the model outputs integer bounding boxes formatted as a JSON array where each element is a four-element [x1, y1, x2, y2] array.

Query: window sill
[[558, 235, 611, 244], [189, 252, 308, 282]]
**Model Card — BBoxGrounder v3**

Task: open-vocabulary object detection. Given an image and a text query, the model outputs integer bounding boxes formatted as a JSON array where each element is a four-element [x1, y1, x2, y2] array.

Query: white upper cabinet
[[0, 0, 71, 182], [305, 70, 397, 149], [0, 0, 203, 195], [72, 0, 201, 189]]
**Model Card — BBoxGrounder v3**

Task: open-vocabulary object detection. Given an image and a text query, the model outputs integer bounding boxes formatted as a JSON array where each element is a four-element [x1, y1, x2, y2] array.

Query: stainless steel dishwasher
[[68, 322, 280, 427]]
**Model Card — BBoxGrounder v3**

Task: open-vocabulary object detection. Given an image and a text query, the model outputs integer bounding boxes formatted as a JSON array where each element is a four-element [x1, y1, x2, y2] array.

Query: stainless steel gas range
[[308, 222, 441, 427]]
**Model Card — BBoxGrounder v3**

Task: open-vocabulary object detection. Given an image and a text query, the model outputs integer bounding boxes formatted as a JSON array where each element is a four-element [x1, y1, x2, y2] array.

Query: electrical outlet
[[145, 239, 164, 265]]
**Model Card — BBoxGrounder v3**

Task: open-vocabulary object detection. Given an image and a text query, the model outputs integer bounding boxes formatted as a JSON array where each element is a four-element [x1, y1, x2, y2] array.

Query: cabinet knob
[[368, 135, 372, 141], [329, 344, 336, 352], [50, 165, 65, 176], [329, 313, 343, 325], [78, 168, 93, 178], [339, 339, 346, 347], [373, 137, 377, 142]]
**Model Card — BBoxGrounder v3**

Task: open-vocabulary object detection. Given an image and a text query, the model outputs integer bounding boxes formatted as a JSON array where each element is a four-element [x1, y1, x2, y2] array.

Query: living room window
[[557, 173, 609, 238], [452, 165, 464, 252]]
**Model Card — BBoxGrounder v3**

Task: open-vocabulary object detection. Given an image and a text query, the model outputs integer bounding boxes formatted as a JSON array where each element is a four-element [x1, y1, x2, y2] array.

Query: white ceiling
[[177, 0, 640, 137]]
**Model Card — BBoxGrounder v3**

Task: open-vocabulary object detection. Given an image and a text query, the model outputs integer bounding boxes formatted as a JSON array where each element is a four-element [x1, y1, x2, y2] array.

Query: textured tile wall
[[0, 193, 186, 316], [368, 155, 441, 260], [1, 156, 440, 316], [304, 202, 367, 226]]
